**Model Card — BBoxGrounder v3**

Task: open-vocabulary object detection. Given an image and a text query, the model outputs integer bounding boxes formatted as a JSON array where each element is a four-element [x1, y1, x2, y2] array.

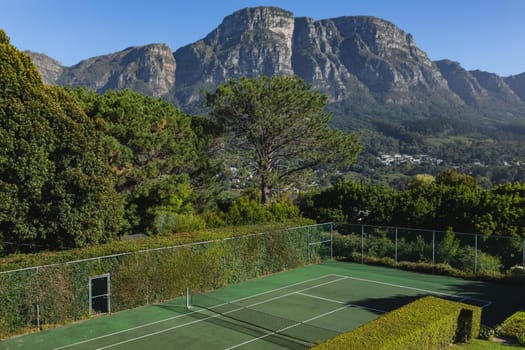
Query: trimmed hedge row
[[0, 223, 329, 339], [311, 296, 481, 350], [496, 311, 525, 343]]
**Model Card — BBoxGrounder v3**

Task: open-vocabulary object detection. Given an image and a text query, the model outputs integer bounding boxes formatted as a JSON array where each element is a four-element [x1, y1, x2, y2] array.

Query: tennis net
[[186, 291, 340, 346]]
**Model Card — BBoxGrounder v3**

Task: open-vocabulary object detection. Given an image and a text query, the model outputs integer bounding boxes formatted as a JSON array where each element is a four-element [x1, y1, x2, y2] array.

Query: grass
[[453, 339, 522, 349]]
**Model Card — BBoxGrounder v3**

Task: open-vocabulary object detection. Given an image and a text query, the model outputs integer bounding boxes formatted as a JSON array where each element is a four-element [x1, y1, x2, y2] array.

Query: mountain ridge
[[25, 6, 525, 110], [23, 6, 525, 185]]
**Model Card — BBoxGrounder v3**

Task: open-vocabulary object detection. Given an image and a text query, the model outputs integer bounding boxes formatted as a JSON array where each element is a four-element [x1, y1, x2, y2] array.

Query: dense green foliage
[[495, 311, 525, 344], [328, 95, 525, 188], [0, 31, 122, 251], [312, 296, 481, 350], [0, 223, 325, 338], [71, 88, 201, 235], [301, 170, 525, 240], [205, 75, 362, 204]]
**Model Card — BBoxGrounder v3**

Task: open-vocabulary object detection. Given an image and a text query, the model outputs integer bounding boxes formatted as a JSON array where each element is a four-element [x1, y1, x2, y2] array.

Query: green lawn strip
[[452, 339, 516, 349]]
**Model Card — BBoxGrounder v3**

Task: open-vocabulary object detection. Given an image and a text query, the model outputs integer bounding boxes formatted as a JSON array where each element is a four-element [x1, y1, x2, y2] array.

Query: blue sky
[[1, 0, 524, 76]]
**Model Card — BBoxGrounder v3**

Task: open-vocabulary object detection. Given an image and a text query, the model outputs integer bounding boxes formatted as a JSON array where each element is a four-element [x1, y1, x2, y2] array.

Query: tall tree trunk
[[260, 174, 270, 205]]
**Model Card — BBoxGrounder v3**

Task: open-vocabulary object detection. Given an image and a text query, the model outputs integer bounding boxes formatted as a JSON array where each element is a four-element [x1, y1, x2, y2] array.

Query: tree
[[73, 88, 200, 234], [205, 75, 362, 204], [0, 30, 122, 250]]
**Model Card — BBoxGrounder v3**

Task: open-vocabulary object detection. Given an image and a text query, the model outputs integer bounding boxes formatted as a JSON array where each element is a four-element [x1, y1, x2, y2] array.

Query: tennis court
[[2, 261, 518, 350]]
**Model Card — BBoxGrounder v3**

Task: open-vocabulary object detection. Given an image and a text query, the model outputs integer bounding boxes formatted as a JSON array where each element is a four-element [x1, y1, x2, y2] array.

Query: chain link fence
[[333, 223, 525, 275], [0, 223, 333, 339]]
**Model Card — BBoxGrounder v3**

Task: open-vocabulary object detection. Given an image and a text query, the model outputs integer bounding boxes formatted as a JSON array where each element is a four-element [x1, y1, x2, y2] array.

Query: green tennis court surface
[[1, 261, 523, 350]]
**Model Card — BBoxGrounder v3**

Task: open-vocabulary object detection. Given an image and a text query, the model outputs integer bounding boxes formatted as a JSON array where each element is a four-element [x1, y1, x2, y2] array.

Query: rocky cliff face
[[27, 6, 525, 117], [435, 60, 489, 105], [436, 60, 522, 107], [24, 51, 64, 85], [32, 44, 176, 97], [292, 16, 455, 105], [173, 7, 295, 105], [505, 72, 525, 102]]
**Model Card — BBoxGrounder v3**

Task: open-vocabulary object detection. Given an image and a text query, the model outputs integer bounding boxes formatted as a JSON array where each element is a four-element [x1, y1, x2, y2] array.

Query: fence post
[[330, 223, 334, 260], [35, 303, 40, 330], [307, 226, 310, 261], [35, 267, 40, 330], [395, 227, 398, 263], [474, 235, 478, 275], [432, 231, 435, 268], [522, 239, 525, 270], [361, 225, 364, 264]]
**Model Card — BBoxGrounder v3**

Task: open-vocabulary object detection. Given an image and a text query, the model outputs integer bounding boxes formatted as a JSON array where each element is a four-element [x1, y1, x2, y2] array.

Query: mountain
[[26, 7, 525, 112], [24, 6, 525, 185], [24, 51, 64, 85]]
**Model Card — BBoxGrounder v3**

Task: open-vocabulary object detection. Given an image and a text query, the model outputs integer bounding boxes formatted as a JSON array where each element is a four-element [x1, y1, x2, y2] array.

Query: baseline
[[330, 273, 493, 308]]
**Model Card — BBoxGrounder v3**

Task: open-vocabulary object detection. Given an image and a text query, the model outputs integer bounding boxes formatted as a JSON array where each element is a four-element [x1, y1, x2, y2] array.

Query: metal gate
[[89, 273, 110, 315]]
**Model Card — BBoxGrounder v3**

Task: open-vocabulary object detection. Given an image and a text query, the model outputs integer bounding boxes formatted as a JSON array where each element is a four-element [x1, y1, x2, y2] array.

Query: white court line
[[53, 274, 340, 350], [296, 292, 387, 314], [330, 273, 493, 308], [77, 275, 349, 350], [223, 305, 351, 350]]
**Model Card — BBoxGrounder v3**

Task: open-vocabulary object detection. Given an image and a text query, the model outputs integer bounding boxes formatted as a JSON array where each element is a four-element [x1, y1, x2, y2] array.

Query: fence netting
[[334, 223, 525, 275], [0, 223, 332, 339]]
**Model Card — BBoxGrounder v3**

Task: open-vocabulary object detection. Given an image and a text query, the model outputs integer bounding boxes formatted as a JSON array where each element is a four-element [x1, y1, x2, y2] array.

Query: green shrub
[[332, 232, 361, 257], [224, 197, 271, 225], [452, 247, 502, 274], [517, 331, 525, 346], [0, 222, 321, 339], [478, 325, 494, 340], [222, 196, 302, 226], [312, 296, 481, 350], [152, 211, 206, 234], [496, 311, 525, 339], [267, 201, 301, 221]]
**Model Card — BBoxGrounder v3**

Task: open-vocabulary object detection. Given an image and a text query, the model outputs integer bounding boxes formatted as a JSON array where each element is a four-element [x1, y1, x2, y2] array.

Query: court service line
[[53, 274, 339, 350], [93, 276, 350, 350], [330, 273, 493, 308], [296, 292, 387, 314], [223, 305, 351, 350]]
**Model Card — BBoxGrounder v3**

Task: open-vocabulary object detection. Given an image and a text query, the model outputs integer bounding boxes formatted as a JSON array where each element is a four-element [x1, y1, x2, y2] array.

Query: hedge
[[496, 311, 525, 342], [0, 222, 329, 339], [311, 296, 481, 350]]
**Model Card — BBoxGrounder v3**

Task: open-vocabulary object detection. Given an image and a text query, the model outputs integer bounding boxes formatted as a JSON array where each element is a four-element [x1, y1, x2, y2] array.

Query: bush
[[222, 196, 301, 226], [496, 311, 525, 340], [152, 211, 206, 234], [452, 247, 502, 274], [312, 296, 481, 350], [332, 232, 361, 258], [478, 325, 494, 340], [517, 331, 525, 346], [0, 223, 320, 339]]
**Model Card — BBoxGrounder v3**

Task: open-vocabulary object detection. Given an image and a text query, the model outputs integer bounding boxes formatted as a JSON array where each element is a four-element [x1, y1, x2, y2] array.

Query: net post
[[186, 288, 190, 310]]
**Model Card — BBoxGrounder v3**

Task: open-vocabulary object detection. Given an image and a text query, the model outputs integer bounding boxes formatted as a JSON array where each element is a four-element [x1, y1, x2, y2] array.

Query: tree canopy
[[0, 31, 122, 250], [72, 88, 201, 235], [205, 75, 362, 204]]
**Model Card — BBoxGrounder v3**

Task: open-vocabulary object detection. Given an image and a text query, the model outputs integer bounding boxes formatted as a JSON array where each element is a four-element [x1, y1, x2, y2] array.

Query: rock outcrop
[[26, 6, 525, 117], [24, 51, 64, 85]]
